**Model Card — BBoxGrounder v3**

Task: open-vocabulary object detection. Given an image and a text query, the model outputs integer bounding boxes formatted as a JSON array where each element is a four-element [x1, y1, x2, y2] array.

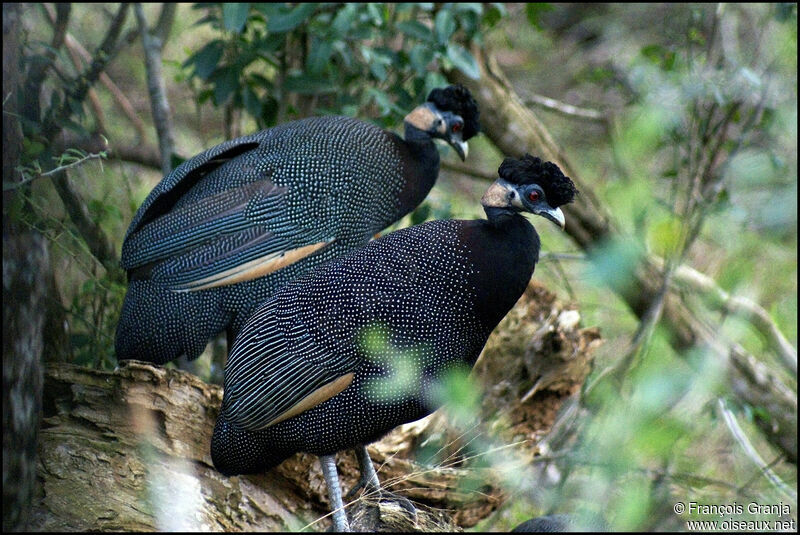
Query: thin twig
[[44, 3, 147, 140], [5, 151, 107, 191], [523, 93, 606, 122], [717, 398, 797, 502], [25, 3, 71, 114], [41, 3, 131, 142], [656, 259, 797, 375], [56, 132, 162, 169], [543, 250, 796, 374]]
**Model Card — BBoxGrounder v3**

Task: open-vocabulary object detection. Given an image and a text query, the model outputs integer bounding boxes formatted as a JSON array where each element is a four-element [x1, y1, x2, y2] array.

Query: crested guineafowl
[[211, 154, 578, 531], [115, 85, 480, 364]]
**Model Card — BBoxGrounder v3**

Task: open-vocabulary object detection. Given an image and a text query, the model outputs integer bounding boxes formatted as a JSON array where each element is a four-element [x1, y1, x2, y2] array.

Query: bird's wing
[[124, 133, 264, 239], [221, 299, 360, 431], [120, 137, 334, 290]]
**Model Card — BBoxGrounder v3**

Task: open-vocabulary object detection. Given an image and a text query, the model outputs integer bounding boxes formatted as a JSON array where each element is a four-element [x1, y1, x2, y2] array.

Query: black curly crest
[[426, 84, 481, 140], [498, 154, 578, 207]]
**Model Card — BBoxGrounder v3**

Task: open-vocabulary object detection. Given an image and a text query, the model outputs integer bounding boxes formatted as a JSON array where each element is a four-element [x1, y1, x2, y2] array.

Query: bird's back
[[212, 218, 535, 474], [116, 116, 417, 363], [123, 116, 405, 266]]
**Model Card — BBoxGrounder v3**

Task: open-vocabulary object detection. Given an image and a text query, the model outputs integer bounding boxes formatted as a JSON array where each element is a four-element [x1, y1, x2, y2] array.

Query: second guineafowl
[[115, 85, 479, 364], [211, 155, 578, 531]]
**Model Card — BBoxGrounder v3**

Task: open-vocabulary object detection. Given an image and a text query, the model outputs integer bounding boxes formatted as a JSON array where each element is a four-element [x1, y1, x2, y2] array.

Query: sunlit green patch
[[585, 238, 645, 295]]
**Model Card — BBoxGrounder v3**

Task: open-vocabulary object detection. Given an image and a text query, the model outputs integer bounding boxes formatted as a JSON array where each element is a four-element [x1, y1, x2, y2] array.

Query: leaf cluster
[[182, 3, 505, 128]]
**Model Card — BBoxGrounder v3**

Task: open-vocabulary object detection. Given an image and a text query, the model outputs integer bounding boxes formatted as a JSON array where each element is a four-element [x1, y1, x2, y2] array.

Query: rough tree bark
[[30, 281, 600, 532], [3, 4, 49, 531]]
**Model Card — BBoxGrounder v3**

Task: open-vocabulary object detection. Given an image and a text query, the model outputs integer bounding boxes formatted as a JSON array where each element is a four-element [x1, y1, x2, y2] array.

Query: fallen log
[[31, 281, 600, 531]]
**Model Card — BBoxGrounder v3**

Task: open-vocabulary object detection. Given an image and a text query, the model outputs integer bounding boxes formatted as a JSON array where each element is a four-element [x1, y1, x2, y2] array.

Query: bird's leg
[[320, 454, 350, 532], [346, 444, 417, 522], [347, 444, 380, 497]]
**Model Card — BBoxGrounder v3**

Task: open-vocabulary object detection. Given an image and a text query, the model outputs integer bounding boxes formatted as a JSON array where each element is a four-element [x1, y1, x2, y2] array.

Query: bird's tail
[[210, 415, 292, 476], [115, 280, 230, 364]]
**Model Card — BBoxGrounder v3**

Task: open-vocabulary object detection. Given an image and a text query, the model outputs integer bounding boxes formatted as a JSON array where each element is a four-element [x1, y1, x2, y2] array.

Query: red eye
[[451, 122, 462, 133], [528, 191, 540, 202]]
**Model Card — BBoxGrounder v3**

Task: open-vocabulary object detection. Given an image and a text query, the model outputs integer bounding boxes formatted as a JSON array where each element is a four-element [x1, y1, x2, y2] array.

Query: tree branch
[[43, 4, 147, 140], [134, 3, 175, 175], [727, 346, 797, 464], [446, 45, 797, 464], [56, 132, 162, 170], [41, 3, 131, 142], [4, 151, 106, 191], [152, 3, 177, 45], [717, 399, 796, 501], [522, 92, 606, 122], [664, 260, 797, 375], [24, 3, 70, 119], [48, 167, 122, 282]]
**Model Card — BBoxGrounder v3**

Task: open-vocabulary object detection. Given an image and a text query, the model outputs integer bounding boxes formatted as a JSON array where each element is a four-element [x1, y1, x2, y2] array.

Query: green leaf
[[396, 20, 433, 42], [424, 71, 448, 96], [409, 202, 431, 225], [187, 40, 224, 80], [361, 46, 394, 82], [775, 3, 796, 21], [212, 67, 240, 105], [104, 203, 123, 223], [445, 43, 480, 79], [585, 238, 643, 294], [170, 153, 186, 170], [23, 140, 45, 159], [365, 3, 384, 25], [647, 215, 683, 257], [331, 3, 358, 36], [454, 3, 483, 15], [242, 85, 262, 120], [222, 3, 250, 33], [525, 3, 554, 30], [253, 33, 285, 56], [306, 39, 333, 74], [641, 44, 676, 71], [409, 44, 434, 74], [366, 87, 402, 116], [396, 3, 430, 13], [434, 10, 456, 44], [482, 4, 506, 27], [267, 3, 318, 33], [284, 73, 335, 95], [260, 96, 278, 126]]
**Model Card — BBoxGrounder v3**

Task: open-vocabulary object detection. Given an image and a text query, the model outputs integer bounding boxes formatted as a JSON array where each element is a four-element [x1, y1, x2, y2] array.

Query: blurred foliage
[[7, 2, 796, 532], [181, 3, 506, 130]]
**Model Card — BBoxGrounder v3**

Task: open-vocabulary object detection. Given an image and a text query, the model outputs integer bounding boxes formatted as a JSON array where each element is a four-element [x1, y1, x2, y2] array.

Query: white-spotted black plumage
[[211, 155, 578, 491], [116, 87, 480, 364]]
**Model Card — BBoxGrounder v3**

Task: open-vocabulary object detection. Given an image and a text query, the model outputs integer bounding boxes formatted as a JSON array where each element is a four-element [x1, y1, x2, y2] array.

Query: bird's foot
[[375, 490, 417, 524], [348, 480, 417, 524]]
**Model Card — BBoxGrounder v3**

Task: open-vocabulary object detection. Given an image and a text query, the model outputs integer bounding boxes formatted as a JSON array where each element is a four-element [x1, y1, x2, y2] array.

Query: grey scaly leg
[[348, 445, 417, 522], [356, 444, 381, 490], [320, 454, 350, 532], [345, 444, 381, 499]]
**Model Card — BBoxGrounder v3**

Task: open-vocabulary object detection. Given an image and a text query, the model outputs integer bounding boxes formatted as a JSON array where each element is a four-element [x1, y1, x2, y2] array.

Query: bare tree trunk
[[30, 282, 600, 531], [3, 5, 48, 530], [2, 233, 48, 532]]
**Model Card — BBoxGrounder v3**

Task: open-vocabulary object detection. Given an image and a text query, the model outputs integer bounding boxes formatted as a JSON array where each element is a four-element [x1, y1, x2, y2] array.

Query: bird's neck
[[464, 213, 540, 332], [394, 122, 440, 217]]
